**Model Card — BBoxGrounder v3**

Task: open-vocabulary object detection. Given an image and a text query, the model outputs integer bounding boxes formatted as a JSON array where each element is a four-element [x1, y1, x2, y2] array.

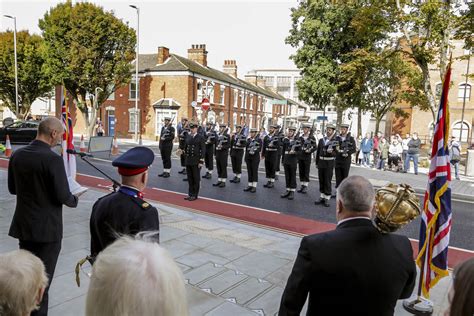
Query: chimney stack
[[157, 46, 170, 64], [223, 60, 238, 78], [187, 44, 207, 66]]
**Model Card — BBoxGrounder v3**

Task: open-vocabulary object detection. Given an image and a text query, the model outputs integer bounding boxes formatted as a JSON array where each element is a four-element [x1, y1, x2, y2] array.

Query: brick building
[[74, 44, 288, 140], [387, 40, 473, 145]]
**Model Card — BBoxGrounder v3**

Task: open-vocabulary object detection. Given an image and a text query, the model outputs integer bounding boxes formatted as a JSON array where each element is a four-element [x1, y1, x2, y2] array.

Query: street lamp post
[[4, 15, 19, 117], [129, 5, 140, 144], [459, 51, 471, 145]]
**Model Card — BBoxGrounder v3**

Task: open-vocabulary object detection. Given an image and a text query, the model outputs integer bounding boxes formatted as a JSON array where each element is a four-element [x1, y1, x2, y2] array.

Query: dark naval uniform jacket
[[185, 133, 206, 166], [8, 140, 78, 242], [159, 125, 175, 149], [279, 218, 416, 316], [335, 133, 356, 166], [90, 186, 160, 258]]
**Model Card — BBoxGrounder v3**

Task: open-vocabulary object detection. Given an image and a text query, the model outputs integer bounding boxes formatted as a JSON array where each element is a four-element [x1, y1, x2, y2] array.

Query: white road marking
[[408, 238, 474, 254], [151, 187, 280, 214], [77, 173, 103, 179]]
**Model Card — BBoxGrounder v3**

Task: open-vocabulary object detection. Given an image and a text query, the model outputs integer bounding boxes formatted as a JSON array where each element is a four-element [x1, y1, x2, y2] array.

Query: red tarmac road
[[1, 158, 472, 268]]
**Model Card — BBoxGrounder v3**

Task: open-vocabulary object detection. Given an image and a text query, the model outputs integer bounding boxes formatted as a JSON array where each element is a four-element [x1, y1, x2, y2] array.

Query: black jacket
[[184, 133, 205, 166], [8, 140, 78, 242], [279, 218, 416, 316], [245, 137, 262, 160], [335, 133, 356, 165], [90, 188, 160, 258], [298, 134, 317, 161], [159, 125, 175, 149], [282, 137, 301, 166], [215, 132, 230, 153], [315, 137, 337, 167]]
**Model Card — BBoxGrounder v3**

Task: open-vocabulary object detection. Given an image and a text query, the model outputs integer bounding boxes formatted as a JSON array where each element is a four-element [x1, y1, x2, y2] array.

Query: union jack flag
[[416, 62, 452, 298], [61, 88, 76, 179]]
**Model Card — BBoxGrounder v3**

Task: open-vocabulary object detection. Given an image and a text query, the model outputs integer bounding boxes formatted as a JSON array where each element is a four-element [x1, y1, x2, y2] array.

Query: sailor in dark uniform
[[184, 122, 206, 201], [334, 123, 356, 190], [213, 124, 230, 188], [262, 125, 281, 189], [230, 125, 246, 183], [202, 122, 217, 179], [275, 124, 285, 180], [297, 124, 317, 194], [90, 147, 160, 260], [158, 117, 175, 178], [281, 126, 301, 200], [177, 117, 189, 175], [314, 124, 337, 207], [243, 128, 262, 193]]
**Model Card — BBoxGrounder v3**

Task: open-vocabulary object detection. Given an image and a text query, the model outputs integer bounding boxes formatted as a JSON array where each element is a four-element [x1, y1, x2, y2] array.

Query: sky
[[0, 0, 298, 77]]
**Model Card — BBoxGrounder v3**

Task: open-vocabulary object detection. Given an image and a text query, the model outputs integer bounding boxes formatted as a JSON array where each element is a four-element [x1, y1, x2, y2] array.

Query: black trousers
[[265, 152, 278, 178], [318, 161, 334, 196], [276, 151, 282, 172], [180, 152, 186, 167], [246, 157, 260, 182], [388, 155, 401, 168], [204, 145, 214, 170], [298, 158, 311, 182], [335, 159, 351, 188], [160, 145, 172, 169], [215, 151, 228, 179], [19, 240, 62, 316], [231, 149, 244, 174], [284, 163, 297, 189], [186, 165, 201, 197]]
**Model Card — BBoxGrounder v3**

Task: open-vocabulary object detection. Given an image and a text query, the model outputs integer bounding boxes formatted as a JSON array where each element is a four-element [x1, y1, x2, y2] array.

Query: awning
[[152, 98, 181, 109]]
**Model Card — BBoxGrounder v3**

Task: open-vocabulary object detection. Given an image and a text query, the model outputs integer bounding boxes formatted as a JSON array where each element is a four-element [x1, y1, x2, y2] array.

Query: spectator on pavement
[[355, 135, 362, 165], [388, 139, 403, 171], [373, 131, 382, 168], [0, 250, 48, 316], [402, 133, 411, 166], [86, 235, 188, 316], [445, 257, 474, 316], [404, 132, 421, 174], [279, 176, 416, 316], [95, 118, 104, 137], [449, 136, 461, 180], [360, 133, 373, 167], [377, 137, 389, 170]]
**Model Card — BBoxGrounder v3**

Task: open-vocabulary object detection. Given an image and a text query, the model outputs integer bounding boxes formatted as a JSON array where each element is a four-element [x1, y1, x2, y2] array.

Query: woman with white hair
[[86, 235, 188, 316], [0, 250, 48, 316]]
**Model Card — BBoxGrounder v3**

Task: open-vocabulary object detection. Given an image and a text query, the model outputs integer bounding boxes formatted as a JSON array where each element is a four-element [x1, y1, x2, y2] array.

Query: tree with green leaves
[[286, 1, 396, 126], [39, 1, 136, 136], [0, 31, 53, 119], [395, 0, 463, 121]]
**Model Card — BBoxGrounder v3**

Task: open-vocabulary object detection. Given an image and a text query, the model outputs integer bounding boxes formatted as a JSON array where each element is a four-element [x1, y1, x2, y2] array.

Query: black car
[[0, 121, 39, 144]]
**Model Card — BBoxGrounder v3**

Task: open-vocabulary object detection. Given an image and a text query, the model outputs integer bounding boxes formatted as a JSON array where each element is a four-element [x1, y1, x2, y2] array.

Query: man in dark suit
[[279, 176, 416, 316], [90, 146, 160, 259], [8, 117, 80, 316], [314, 124, 337, 207], [184, 122, 205, 201], [158, 117, 175, 178]]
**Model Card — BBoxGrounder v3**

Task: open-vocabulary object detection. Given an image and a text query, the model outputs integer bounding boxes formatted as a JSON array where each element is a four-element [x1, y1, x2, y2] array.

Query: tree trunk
[[375, 116, 381, 135], [336, 106, 343, 127], [420, 62, 437, 123], [357, 107, 362, 137]]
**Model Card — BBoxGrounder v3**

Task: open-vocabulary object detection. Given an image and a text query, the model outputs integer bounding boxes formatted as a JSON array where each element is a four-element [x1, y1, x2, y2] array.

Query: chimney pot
[[188, 43, 208, 66]]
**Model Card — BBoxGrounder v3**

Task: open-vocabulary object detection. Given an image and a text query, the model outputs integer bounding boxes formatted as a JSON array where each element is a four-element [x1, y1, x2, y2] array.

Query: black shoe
[[202, 172, 212, 179], [188, 196, 197, 201], [212, 182, 221, 187], [183, 178, 188, 181], [178, 168, 186, 174], [314, 198, 325, 205], [281, 190, 291, 198], [184, 196, 191, 200], [297, 186, 307, 193], [230, 176, 238, 183], [162, 172, 170, 178], [267, 182, 274, 188], [218, 182, 226, 188], [331, 193, 336, 199], [263, 181, 271, 188], [275, 175, 279, 181], [250, 187, 256, 193], [415, 172, 418, 175], [288, 191, 295, 200], [158, 172, 165, 177], [233, 178, 240, 183], [324, 199, 330, 207], [243, 186, 252, 192]]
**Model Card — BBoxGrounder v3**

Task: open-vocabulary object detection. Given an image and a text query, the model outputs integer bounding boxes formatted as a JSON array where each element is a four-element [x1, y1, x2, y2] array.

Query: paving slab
[[185, 262, 227, 286], [186, 286, 225, 316], [221, 277, 273, 306], [205, 301, 257, 316], [176, 249, 230, 268], [225, 251, 290, 279], [246, 286, 285, 316], [199, 269, 249, 295]]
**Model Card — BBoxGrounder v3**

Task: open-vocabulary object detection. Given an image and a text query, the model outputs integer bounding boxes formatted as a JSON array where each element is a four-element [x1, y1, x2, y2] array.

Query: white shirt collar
[[337, 216, 371, 226]]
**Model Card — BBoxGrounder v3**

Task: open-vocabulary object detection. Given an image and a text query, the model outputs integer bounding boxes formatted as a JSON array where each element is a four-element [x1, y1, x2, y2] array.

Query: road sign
[[202, 98, 210, 111], [191, 101, 197, 108], [317, 116, 328, 121]]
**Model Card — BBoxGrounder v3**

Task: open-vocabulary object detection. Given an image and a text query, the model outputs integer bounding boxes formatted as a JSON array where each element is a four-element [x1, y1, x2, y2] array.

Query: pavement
[[0, 169, 453, 316]]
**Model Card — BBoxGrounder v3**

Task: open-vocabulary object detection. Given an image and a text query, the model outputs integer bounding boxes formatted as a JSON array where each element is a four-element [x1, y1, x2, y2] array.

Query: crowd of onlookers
[[354, 131, 462, 179]]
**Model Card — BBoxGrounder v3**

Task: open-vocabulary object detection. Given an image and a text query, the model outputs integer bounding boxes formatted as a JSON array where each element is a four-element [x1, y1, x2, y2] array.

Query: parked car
[[0, 121, 39, 144]]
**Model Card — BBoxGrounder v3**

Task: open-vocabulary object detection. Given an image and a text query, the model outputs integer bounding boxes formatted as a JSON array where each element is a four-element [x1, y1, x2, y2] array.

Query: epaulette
[[129, 195, 153, 210]]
